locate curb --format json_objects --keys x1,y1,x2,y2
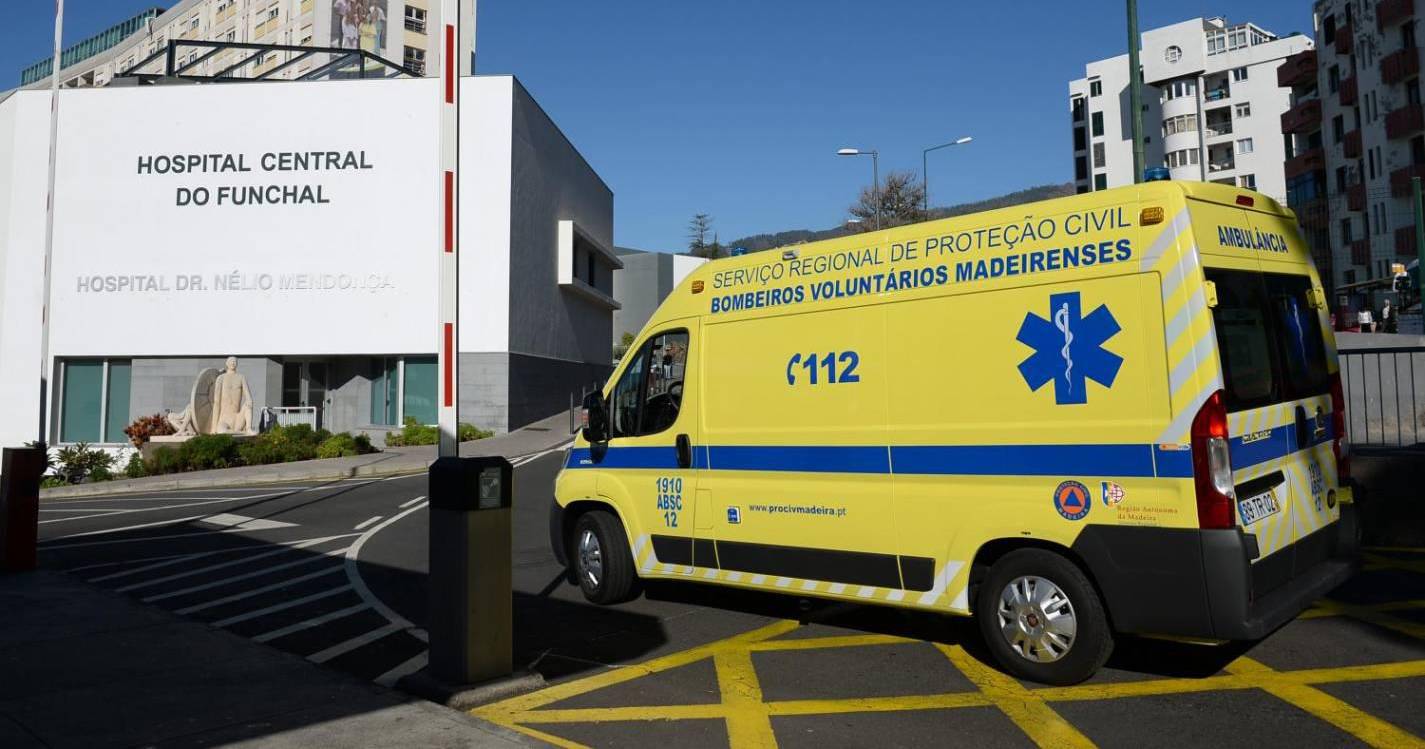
[
  {"x1": 400, "y1": 669, "x2": 547, "y2": 711},
  {"x1": 39, "y1": 456, "x2": 431, "y2": 499}
]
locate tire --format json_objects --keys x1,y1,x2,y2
[
  {"x1": 571, "y1": 510, "x2": 641, "y2": 604},
  {"x1": 974, "y1": 548, "x2": 1112, "y2": 685}
]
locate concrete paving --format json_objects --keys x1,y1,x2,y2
[
  {"x1": 41, "y1": 412, "x2": 575, "y2": 499},
  {"x1": 0, "y1": 570, "x2": 537, "y2": 748}
]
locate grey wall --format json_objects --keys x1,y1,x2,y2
[
  {"x1": 507, "y1": 79, "x2": 615, "y2": 368},
  {"x1": 508, "y1": 352, "x2": 611, "y2": 431},
  {"x1": 612, "y1": 248, "x2": 672, "y2": 347},
  {"x1": 459, "y1": 352, "x2": 510, "y2": 433}
]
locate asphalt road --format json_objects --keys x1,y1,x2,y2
[{"x1": 37, "y1": 456, "x2": 1425, "y2": 748}]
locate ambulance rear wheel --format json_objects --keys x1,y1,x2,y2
[
  {"x1": 975, "y1": 548, "x2": 1112, "y2": 685},
  {"x1": 572, "y1": 510, "x2": 640, "y2": 605}
]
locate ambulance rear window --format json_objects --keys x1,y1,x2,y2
[{"x1": 1206, "y1": 269, "x2": 1330, "y2": 411}]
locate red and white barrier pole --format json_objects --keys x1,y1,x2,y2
[{"x1": 436, "y1": 0, "x2": 461, "y2": 457}]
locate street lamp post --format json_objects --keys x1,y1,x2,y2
[
  {"x1": 837, "y1": 147, "x2": 880, "y2": 230},
  {"x1": 922, "y1": 136, "x2": 973, "y2": 214}
]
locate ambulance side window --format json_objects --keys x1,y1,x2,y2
[
  {"x1": 609, "y1": 346, "x2": 648, "y2": 438},
  {"x1": 608, "y1": 329, "x2": 689, "y2": 438},
  {"x1": 1207, "y1": 270, "x2": 1280, "y2": 409}
]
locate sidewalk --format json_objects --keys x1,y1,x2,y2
[
  {"x1": 0, "y1": 570, "x2": 540, "y2": 748},
  {"x1": 41, "y1": 412, "x2": 574, "y2": 499}
]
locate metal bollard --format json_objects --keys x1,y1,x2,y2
[
  {"x1": 0, "y1": 446, "x2": 46, "y2": 573},
  {"x1": 427, "y1": 455, "x2": 513, "y2": 685}
]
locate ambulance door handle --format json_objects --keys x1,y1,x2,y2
[{"x1": 675, "y1": 434, "x2": 693, "y2": 469}]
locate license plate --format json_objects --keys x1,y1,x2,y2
[{"x1": 1238, "y1": 489, "x2": 1281, "y2": 526}]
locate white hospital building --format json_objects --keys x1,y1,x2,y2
[
  {"x1": 0, "y1": 73, "x2": 620, "y2": 449},
  {"x1": 1069, "y1": 17, "x2": 1314, "y2": 199}
]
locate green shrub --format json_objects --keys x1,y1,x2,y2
[
  {"x1": 316, "y1": 432, "x2": 378, "y2": 459},
  {"x1": 54, "y1": 442, "x2": 116, "y2": 483},
  {"x1": 124, "y1": 452, "x2": 148, "y2": 479},
  {"x1": 149, "y1": 447, "x2": 183, "y2": 475},
  {"x1": 178, "y1": 434, "x2": 239, "y2": 471},
  {"x1": 41, "y1": 476, "x2": 67, "y2": 489},
  {"x1": 385, "y1": 418, "x2": 491, "y2": 446}
]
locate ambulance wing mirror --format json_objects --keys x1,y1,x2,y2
[{"x1": 581, "y1": 391, "x2": 609, "y2": 444}]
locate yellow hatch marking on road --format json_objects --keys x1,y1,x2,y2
[
  {"x1": 715, "y1": 649, "x2": 778, "y2": 748},
  {"x1": 938, "y1": 644, "x2": 1096, "y2": 748},
  {"x1": 475, "y1": 566, "x2": 1425, "y2": 749},
  {"x1": 1225, "y1": 657, "x2": 1425, "y2": 749}
]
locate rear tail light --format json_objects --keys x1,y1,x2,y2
[
  {"x1": 1191, "y1": 390, "x2": 1236, "y2": 529},
  {"x1": 1330, "y1": 372, "x2": 1350, "y2": 480}
]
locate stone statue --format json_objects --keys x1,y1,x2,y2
[
  {"x1": 165, "y1": 367, "x2": 219, "y2": 436},
  {"x1": 210, "y1": 357, "x2": 255, "y2": 435}
]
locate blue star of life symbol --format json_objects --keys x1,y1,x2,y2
[{"x1": 1016, "y1": 291, "x2": 1123, "y2": 405}]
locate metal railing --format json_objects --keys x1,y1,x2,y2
[
  {"x1": 118, "y1": 39, "x2": 421, "y2": 84},
  {"x1": 268, "y1": 406, "x2": 318, "y2": 429},
  {"x1": 1339, "y1": 346, "x2": 1424, "y2": 449}
]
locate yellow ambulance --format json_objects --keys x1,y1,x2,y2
[{"x1": 550, "y1": 180, "x2": 1358, "y2": 684}]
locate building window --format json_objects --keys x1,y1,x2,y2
[
  {"x1": 59, "y1": 359, "x2": 131, "y2": 443},
  {"x1": 1228, "y1": 28, "x2": 1248, "y2": 50},
  {"x1": 1091, "y1": 111, "x2": 1104, "y2": 137},
  {"x1": 1340, "y1": 217, "x2": 1353, "y2": 243},
  {"x1": 1333, "y1": 115, "x2": 1345, "y2": 144},
  {"x1": 1073, "y1": 126, "x2": 1086, "y2": 151},
  {"x1": 403, "y1": 45, "x2": 426, "y2": 74},
  {"x1": 1075, "y1": 156, "x2": 1088, "y2": 181},
  {"x1": 1328, "y1": 65, "x2": 1339, "y2": 93},
  {"x1": 403, "y1": 356, "x2": 437, "y2": 426},
  {"x1": 1164, "y1": 45, "x2": 1182, "y2": 63},
  {"x1": 1207, "y1": 31, "x2": 1225, "y2": 55},
  {"x1": 1406, "y1": 22, "x2": 1418, "y2": 50},
  {"x1": 405, "y1": 5, "x2": 428, "y2": 33},
  {"x1": 1163, "y1": 113, "x2": 1198, "y2": 136},
  {"x1": 1238, "y1": 174, "x2": 1256, "y2": 189},
  {"x1": 267, "y1": 7, "x2": 280, "y2": 21},
  {"x1": 1411, "y1": 135, "x2": 1425, "y2": 164},
  {"x1": 370, "y1": 358, "x2": 399, "y2": 426},
  {"x1": 225, "y1": 30, "x2": 236, "y2": 42},
  {"x1": 1093, "y1": 173, "x2": 1108, "y2": 190},
  {"x1": 1369, "y1": 148, "x2": 1376, "y2": 179},
  {"x1": 1231, "y1": 66, "x2": 1248, "y2": 82},
  {"x1": 1236, "y1": 137, "x2": 1254, "y2": 154},
  {"x1": 1165, "y1": 148, "x2": 1199, "y2": 168},
  {"x1": 1089, "y1": 78, "x2": 1102, "y2": 97},
  {"x1": 1322, "y1": 15, "x2": 1336, "y2": 45},
  {"x1": 1234, "y1": 102, "x2": 1251, "y2": 118},
  {"x1": 1071, "y1": 96, "x2": 1085, "y2": 123},
  {"x1": 1161, "y1": 78, "x2": 1197, "y2": 101},
  {"x1": 1092, "y1": 142, "x2": 1106, "y2": 168}
]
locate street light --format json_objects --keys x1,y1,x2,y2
[
  {"x1": 922, "y1": 136, "x2": 973, "y2": 214},
  {"x1": 837, "y1": 147, "x2": 880, "y2": 230}
]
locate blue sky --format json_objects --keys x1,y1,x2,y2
[{"x1": 3, "y1": 1, "x2": 1311, "y2": 251}]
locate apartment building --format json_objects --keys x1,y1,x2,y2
[
  {"x1": 17, "y1": 0, "x2": 461, "y2": 89},
  {"x1": 1281, "y1": 0, "x2": 1422, "y2": 312},
  {"x1": 1070, "y1": 17, "x2": 1313, "y2": 200}
]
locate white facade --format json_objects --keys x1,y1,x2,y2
[
  {"x1": 0, "y1": 75, "x2": 617, "y2": 449},
  {"x1": 1070, "y1": 17, "x2": 1313, "y2": 200},
  {"x1": 19, "y1": 0, "x2": 475, "y2": 89},
  {"x1": 1290, "y1": 0, "x2": 1424, "y2": 308}
]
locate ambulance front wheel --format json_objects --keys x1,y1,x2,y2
[
  {"x1": 571, "y1": 510, "x2": 641, "y2": 605},
  {"x1": 975, "y1": 548, "x2": 1113, "y2": 685}
]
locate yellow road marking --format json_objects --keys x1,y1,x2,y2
[
  {"x1": 715, "y1": 649, "x2": 777, "y2": 748},
  {"x1": 1225, "y1": 657, "x2": 1425, "y2": 749},
  {"x1": 938, "y1": 644, "x2": 1095, "y2": 748},
  {"x1": 748, "y1": 633, "x2": 914, "y2": 651},
  {"x1": 475, "y1": 580, "x2": 1425, "y2": 749}
]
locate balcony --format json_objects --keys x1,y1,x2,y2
[
  {"x1": 1284, "y1": 147, "x2": 1326, "y2": 179},
  {"x1": 405, "y1": 17, "x2": 427, "y2": 33},
  {"x1": 1204, "y1": 86, "x2": 1231, "y2": 102},
  {"x1": 1379, "y1": 0, "x2": 1414, "y2": 31},
  {"x1": 1350, "y1": 239, "x2": 1370, "y2": 265},
  {"x1": 1391, "y1": 163, "x2": 1425, "y2": 195},
  {"x1": 1348, "y1": 182, "x2": 1366, "y2": 211},
  {"x1": 1278, "y1": 49, "x2": 1317, "y2": 88},
  {"x1": 1344, "y1": 129, "x2": 1363, "y2": 158},
  {"x1": 1281, "y1": 98, "x2": 1322, "y2": 134},
  {"x1": 1339, "y1": 76, "x2": 1358, "y2": 106},
  {"x1": 1335, "y1": 22, "x2": 1353, "y2": 55},
  {"x1": 1381, "y1": 48, "x2": 1421, "y2": 84},
  {"x1": 1397, "y1": 226, "x2": 1420, "y2": 256},
  {"x1": 1386, "y1": 102, "x2": 1425, "y2": 139}
]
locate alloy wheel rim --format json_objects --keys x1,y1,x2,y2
[
  {"x1": 996, "y1": 575, "x2": 1077, "y2": 663},
  {"x1": 578, "y1": 529, "x2": 603, "y2": 589}
]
